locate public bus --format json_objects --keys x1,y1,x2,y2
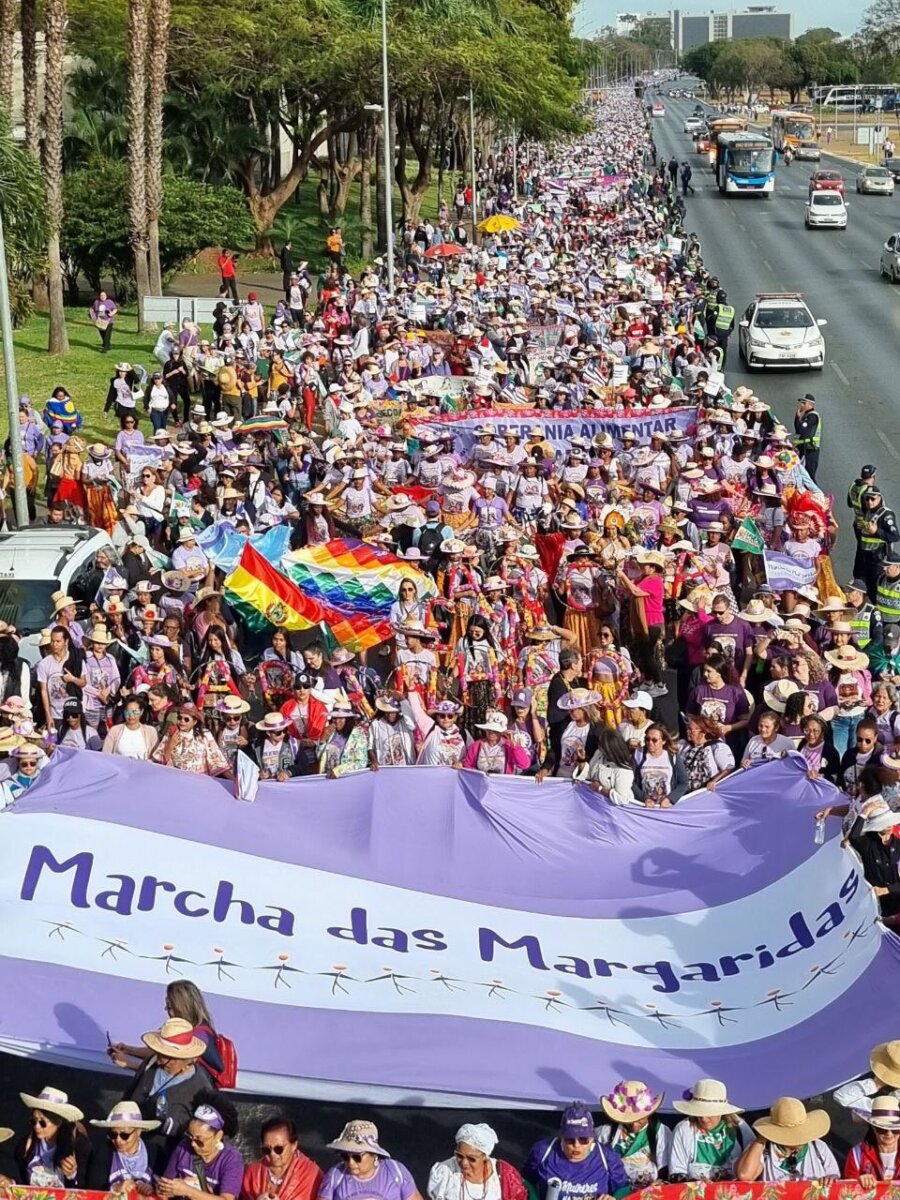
[
  {"x1": 714, "y1": 132, "x2": 775, "y2": 195},
  {"x1": 705, "y1": 116, "x2": 748, "y2": 166},
  {"x1": 770, "y1": 109, "x2": 816, "y2": 152}
]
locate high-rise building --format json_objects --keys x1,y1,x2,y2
[{"x1": 672, "y1": 7, "x2": 793, "y2": 53}]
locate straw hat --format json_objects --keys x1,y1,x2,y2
[
  {"x1": 753, "y1": 1097, "x2": 829, "y2": 1147},
  {"x1": 873, "y1": 1042, "x2": 900, "y2": 1089},
  {"x1": 673, "y1": 1078, "x2": 743, "y2": 1117},
  {"x1": 141, "y1": 1017, "x2": 205, "y2": 1060},
  {"x1": 0, "y1": 1127, "x2": 11, "y2": 1143},
  {"x1": 0, "y1": 728, "x2": 24, "y2": 754},
  {"x1": 90, "y1": 1101, "x2": 160, "y2": 1132},
  {"x1": 87, "y1": 625, "x2": 113, "y2": 646},
  {"x1": 601, "y1": 1081, "x2": 664, "y2": 1125},
  {"x1": 217, "y1": 695, "x2": 250, "y2": 716},
  {"x1": 762, "y1": 679, "x2": 799, "y2": 713},
  {"x1": 20, "y1": 1086, "x2": 84, "y2": 1123},
  {"x1": 557, "y1": 687, "x2": 602, "y2": 711},
  {"x1": 327, "y1": 1120, "x2": 389, "y2": 1158},
  {"x1": 51, "y1": 593, "x2": 76, "y2": 614},
  {"x1": 738, "y1": 598, "x2": 775, "y2": 624},
  {"x1": 861, "y1": 1095, "x2": 900, "y2": 1130},
  {"x1": 825, "y1": 644, "x2": 869, "y2": 671},
  {"x1": 256, "y1": 711, "x2": 290, "y2": 732}
]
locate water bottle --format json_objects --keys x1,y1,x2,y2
[
  {"x1": 546, "y1": 1180, "x2": 562, "y2": 1200},
  {"x1": 814, "y1": 818, "x2": 826, "y2": 846}
]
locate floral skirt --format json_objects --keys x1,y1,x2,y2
[{"x1": 460, "y1": 678, "x2": 496, "y2": 736}]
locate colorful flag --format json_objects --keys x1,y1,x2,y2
[
  {"x1": 283, "y1": 537, "x2": 437, "y2": 619},
  {"x1": 225, "y1": 542, "x2": 391, "y2": 652},
  {"x1": 732, "y1": 516, "x2": 765, "y2": 555},
  {"x1": 764, "y1": 550, "x2": 817, "y2": 591}
]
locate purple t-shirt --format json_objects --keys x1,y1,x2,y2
[
  {"x1": 688, "y1": 682, "x2": 750, "y2": 728},
  {"x1": 163, "y1": 1141, "x2": 244, "y2": 1197},
  {"x1": 319, "y1": 1160, "x2": 417, "y2": 1200},
  {"x1": 703, "y1": 617, "x2": 754, "y2": 672}
]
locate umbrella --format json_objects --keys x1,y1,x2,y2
[
  {"x1": 424, "y1": 242, "x2": 465, "y2": 259},
  {"x1": 478, "y1": 214, "x2": 521, "y2": 234}
]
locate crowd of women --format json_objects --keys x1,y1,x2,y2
[
  {"x1": 3, "y1": 980, "x2": 900, "y2": 1196},
  {"x1": 4, "y1": 91, "x2": 900, "y2": 888}
]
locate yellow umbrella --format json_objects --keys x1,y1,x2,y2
[{"x1": 477, "y1": 214, "x2": 521, "y2": 234}]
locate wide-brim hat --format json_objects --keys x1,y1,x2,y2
[
  {"x1": 327, "y1": 1120, "x2": 389, "y2": 1157},
  {"x1": 738, "y1": 600, "x2": 775, "y2": 624},
  {"x1": 178, "y1": 527, "x2": 198, "y2": 543},
  {"x1": 526, "y1": 625, "x2": 558, "y2": 641},
  {"x1": 217, "y1": 695, "x2": 250, "y2": 716},
  {"x1": 375, "y1": 695, "x2": 401, "y2": 714},
  {"x1": 673, "y1": 1078, "x2": 743, "y2": 1117},
  {"x1": 557, "y1": 687, "x2": 602, "y2": 711},
  {"x1": 0, "y1": 1127, "x2": 11, "y2": 1143},
  {"x1": 762, "y1": 679, "x2": 799, "y2": 713},
  {"x1": 753, "y1": 1097, "x2": 830, "y2": 1147},
  {"x1": 90, "y1": 1101, "x2": 161, "y2": 1132},
  {"x1": 392, "y1": 619, "x2": 438, "y2": 640},
  {"x1": 601, "y1": 1080, "x2": 664, "y2": 1125},
  {"x1": 825, "y1": 645, "x2": 869, "y2": 670},
  {"x1": 87, "y1": 625, "x2": 113, "y2": 646},
  {"x1": 20, "y1": 1086, "x2": 84, "y2": 1123},
  {"x1": 142, "y1": 1018, "x2": 205, "y2": 1060},
  {"x1": 428, "y1": 699, "x2": 461, "y2": 716},
  {"x1": 51, "y1": 593, "x2": 76, "y2": 614},
  {"x1": 475, "y1": 710, "x2": 508, "y2": 734}
]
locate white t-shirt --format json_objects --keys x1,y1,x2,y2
[{"x1": 114, "y1": 725, "x2": 151, "y2": 760}]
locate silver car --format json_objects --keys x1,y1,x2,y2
[
  {"x1": 793, "y1": 141, "x2": 820, "y2": 162},
  {"x1": 857, "y1": 165, "x2": 896, "y2": 195}
]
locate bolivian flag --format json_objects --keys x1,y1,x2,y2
[{"x1": 225, "y1": 542, "x2": 391, "y2": 652}]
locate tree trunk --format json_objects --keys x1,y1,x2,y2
[
  {"x1": 374, "y1": 128, "x2": 385, "y2": 250},
  {"x1": 395, "y1": 101, "x2": 432, "y2": 227},
  {"x1": 44, "y1": 0, "x2": 69, "y2": 354},
  {"x1": 128, "y1": 0, "x2": 151, "y2": 331},
  {"x1": 146, "y1": 0, "x2": 169, "y2": 296},
  {"x1": 0, "y1": 0, "x2": 14, "y2": 116},
  {"x1": 359, "y1": 147, "x2": 373, "y2": 261},
  {"x1": 20, "y1": 0, "x2": 38, "y2": 158}
]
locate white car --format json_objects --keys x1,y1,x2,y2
[
  {"x1": 0, "y1": 524, "x2": 118, "y2": 663},
  {"x1": 805, "y1": 190, "x2": 848, "y2": 229},
  {"x1": 857, "y1": 165, "x2": 896, "y2": 195},
  {"x1": 683, "y1": 116, "x2": 703, "y2": 133},
  {"x1": 880, "y1": 233, "x2": 900, "y2": 281},
  {"x1": 794, "y1": 141, "x2": 821, "y2": 162},
  {"x1": 651, "y1": 103, "x2": 665, "y2": 118},
  {"x1": 738, "y1": 293, "x2": 827, "y2": 370}
]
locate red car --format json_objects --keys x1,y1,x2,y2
[{"x1": 808, "y1": 169, "x2": 846, "y2": 196}]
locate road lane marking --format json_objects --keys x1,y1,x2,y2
[
  {"x1": 831, "y1": 362, "x2": 850, "y2": 387},
  {"x1": 737, "y1": 222, "x2": 746, "y2": 231},
  {"x1": 762, "y1": 260, "x2": 774, "y2": 271},
  {"x1": 750, "y1": 239, "x2": 758, "y2": 248},
  {"x1": 877, "y1": 430, "x2": 900, "y2": 462}
]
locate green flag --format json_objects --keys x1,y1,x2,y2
[{"x1": 732, "y1": 516, "x2": 765, "y2": 555}]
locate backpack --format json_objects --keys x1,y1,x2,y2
[{"x1": 196, "y1": 1024, "x2": 238, "y2": 1089}]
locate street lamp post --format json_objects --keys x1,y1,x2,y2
[
  {"x1": 0, "y1": 208, "x2": 27, "y2": 528},
  {"x1": 364, "y1": 0, "x2": 395, "y2": 291},
  {"x1": 469, "y1": 89, "x2": 478, "y2": 243},
  {"x1": 511, "y1": 120, "x2": 518, "y2": 201}
]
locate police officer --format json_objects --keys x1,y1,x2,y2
[
  {"x1": 848, "y1": 464, "x2": 878, "y2": 520},
  {"x1": 793, "y1": 394, "x2": 822, "y2": 481},
  {"x1": 877, "y1": 552, "x2": 900, "y2": 627},
  {"x1": 710, "y1": 288, "x2": 735, "y2": 356},
  {"x1": 844, "y1": 578, "x2": 882, "y2": 649},
  {"x1": 856, "y1": 486, "x2": 900, "y2": 600}
]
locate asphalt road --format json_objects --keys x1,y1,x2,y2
[{"x1": 652, "y1": 88, "x2": 900, "y2": 579}]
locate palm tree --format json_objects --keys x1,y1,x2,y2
[
  {"x1": 146, "y1": 0, "x2": 169, "y2": 295},
  {"x1": 0, "y1": 0, "x2": 14, "y2": 116},
  {"x1": 44, "y1": 0, "x2": 69, "y2": 354},
  {"x1": 127, "y1": 0, "x2": 151, "y2": 330},
  {"x1": 20, "y1": 0, "x2": 39, "y2": 158}
]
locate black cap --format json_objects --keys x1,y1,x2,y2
[
  {"x1": 862, "y1": 464, "x2": 877, "y2": 478},
  {"x1": 800, "y1": 393, "x2": 816, "y2": 404},
  {"x1": 293, "y1": 672, "x2": 313, "y2": 689},
  {"x1": 845, "y1": 578, "x2": 868, "y2": 594},
  {"x1": 885, "y1": 552, "x2": 900, "y2": 566}
]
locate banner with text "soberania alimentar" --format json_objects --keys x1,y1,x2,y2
[
  {"x1": 417, "y1": 405, "x2": 699, "y2": 456},
  {"x1": 0, "y1": 750, "x2": 898, "y2": 1108}
]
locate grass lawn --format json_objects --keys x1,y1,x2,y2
[
  {"x1": 11, "y1": 306, "x2": 152, "y2": 443},
  {"x1": 2, "y1": 169, "x2": 454, "y2": 443}
]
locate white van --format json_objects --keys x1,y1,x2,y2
[{"x1": 0, "y1": 525, "x2": 119, "y2": 662}]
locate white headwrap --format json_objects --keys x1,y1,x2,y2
[{"x1": 455, "y1": 1123, "x2": 498, "y2": 1156}]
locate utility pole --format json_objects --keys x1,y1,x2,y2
[{"x1": 0, "y1": 208, "x2": 28, "y2": 528}]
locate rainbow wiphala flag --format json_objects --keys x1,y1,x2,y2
[{"x1": 282, "y1": 537, "x2": 437, "y2": 619}]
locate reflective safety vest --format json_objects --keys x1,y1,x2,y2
[
  {"x1": 876, "y1": 576, "x2": 900, "y2": 622},
  {"x1": 859, "y1": 517, "x2": 887, "y2": 553},
  {"x1": 808, "y1": 413, "x2": 822, "y2": 447},
  {"x1": 849, "y1": 604, "x2": 875, "y2": 649},
  {"x1": 715, "y1": 304, "x2": 735, "y2": 331},
  {"x1": 848, "y1": 479, "x2": 868, "y2": 516}
]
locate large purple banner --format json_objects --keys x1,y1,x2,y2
[{"x1": 0, "y1": 751, "x2": 897, "y2": 1107}]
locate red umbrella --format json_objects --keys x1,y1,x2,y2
[{"x1": 424, "y1": 242, "x2": 465, "y2": 259}]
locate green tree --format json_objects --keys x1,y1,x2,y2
[{"x1": 0, "y1": 114, "x2": 48, "y2": 323}]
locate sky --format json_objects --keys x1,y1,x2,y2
[{"x1": 572, "y1": 0, "x2": 859, "y2": 39}]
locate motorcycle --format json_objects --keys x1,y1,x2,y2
[{"x1": 783, "y1": 147, "x2": 793, "y2": 166}]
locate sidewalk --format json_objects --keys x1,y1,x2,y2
[{"x1": 165, "y1": 266, "x2": 285, "y2": 302}]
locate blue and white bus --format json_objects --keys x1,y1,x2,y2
[{"x1": 715, "y1": 131, "x2": 775, "y2": 195}]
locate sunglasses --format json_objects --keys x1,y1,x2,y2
[
  {"x1": 262, "y1": 1145, "x2": 286, "y2": 1156},
  {"x1": 31, "y1": 1117, "x2": 51, "y2": 1128},
  {"x1": 455, "y1": 1154, "x2": 483, "y2": 1165},
  {"x1": 109, "y1": 1130, "x2": 135, "y2": 1142},
  {"x1": 341, "y1": 1153, "x2": 368, "y2": 1163},
  {"x1": 187, "y1": 1135, "x2": 213, "y2": 1148},
  {"x1": 857, "y1": 736, "x2": 875, "y2": 745},
  {"x1": 563, "y1": 1137, "x2": 592, "y2": 1146}
]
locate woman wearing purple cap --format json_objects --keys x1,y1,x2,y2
[{"x1": 523, "y1": 1102, "x2": 629, "y2": 1200}]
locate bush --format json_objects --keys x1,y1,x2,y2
[{"x1": 62, "y1": 163, "x2": 256, "y2": 293}]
